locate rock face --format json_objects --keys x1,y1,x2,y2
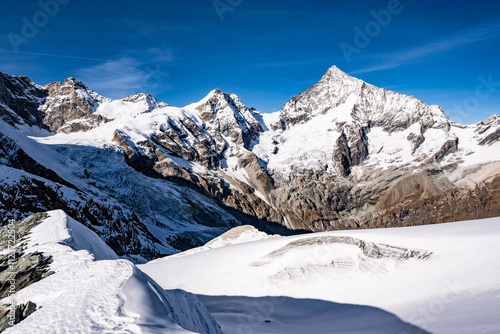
[
  {"x1": 0, "y1": 72, "x2": 109, "y2": 133},
  {"x1": 0, "y1": 72, "x2": 47, "y2": 128},
  {"x1": 334, "y1": 124, "x2": 369, "y2": 177},
  {"x1": 0, "y1": 301, "x2": 38, "y2": 332},
  {"x1": 477, "y1": 115, "x2": 500, "y2": 146},
  {"x1": 0, "y1": 66, "x2": 499, "y2": 261},
  {"x1": 40, "y1": 78, "x2": 110, "y2": 133}
]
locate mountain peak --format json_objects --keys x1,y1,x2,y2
[
  {"x1": 326, "y1": 65, "x2": 344, "y2": 75},
  {"x1": 190, "y1": 88, "x2": 263, "y2": 149},
  {"x1": 321, "y1": 65, "x2": 359, "y2": 85},
  {"x1": 122, "y1": 92, "x2": 169, "y2": 108},
  {"x1": 275, "y1": 64, "x2": 452, "y2": 134},
  {"x1": 193, "y1": 88, "x2": 239, "y2": 110},
  {"x1": 62, "y1": 77, "x2": 88, "y2": 89}
]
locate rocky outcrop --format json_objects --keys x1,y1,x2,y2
[
  {"x1": 334, "y1": 123, "x2": 369, "y2": 176},
  {"x1": 237, "y1": 151, "x2": 274, "y2": 195},
  {"x1": 407, "y1": 131, "x2": 425, "y2": 153},
  {"x1": 475, "y1": 115, "x2": 500, "y2": 144},
  {"x1": 0, "y1": 301, "x2": 37, "y2": 332},
  {"x1": 479, "y1": 128, "x2": 500, "y2": 146},
  {"x1": 429, "y1": 137, "x2": 459, "y2": 163},
  {"x1": 40, "y1": 78, "x2": 110, "y2": 133},
  {"x1": 334, "y1": 131, "x2": 353, "y2": 177},
  {"x1": 0, "y1": 251, "x2": 53, "y2": 299}
]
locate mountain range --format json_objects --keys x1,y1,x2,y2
[{"x1": 0, "y1": 66, "x2": 499, "y2": 262}]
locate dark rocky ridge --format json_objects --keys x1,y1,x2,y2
[
  {"x1": 0, "y1": 72, "x2": 47, "y2": 129},
  {"x1": 0, "y1": 73, "x2": 111, "y2": 133}
]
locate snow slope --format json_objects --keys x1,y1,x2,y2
[
  {"x1": 154, "y1": 225, "x2": 280, "y2": 260},
  {"x1": 140, "y1": 218, "x2": 500, "y2": 334},
  {"x1": 3, "y1": 210, "x2": 222, "y2": 334}
]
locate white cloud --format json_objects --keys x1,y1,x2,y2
[{"x1": 74, "y1": 49, "x2": 173, "y2": 99}]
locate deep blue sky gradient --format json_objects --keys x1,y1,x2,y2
[{"x1": 0, "y1": 0, "x2": 499, "y2": 123}]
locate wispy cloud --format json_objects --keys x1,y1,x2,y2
[
  {"x1": 351, "y1": 19, "x2": 500, "y2": 74},
  {"x1": 76, "y1": 58, "x2": 146, "y2": 98},
  {"x1": 74, "y1": 49, "x2": 173, "y2": 98}
]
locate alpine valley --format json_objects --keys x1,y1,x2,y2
[{"x1": 0, "y1": 66, "x2": 499, "y2": 333}]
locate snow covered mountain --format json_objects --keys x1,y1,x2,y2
[
  {"x1": 251, "y1": 66, "x2": 500, "y2": 230},
  {"x1": 0, "y1": 66, "x2": 499, "y2": 262}
]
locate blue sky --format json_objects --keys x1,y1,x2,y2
[{"x1": 0, "y1": 0, "x2": 499, "y2": 124}]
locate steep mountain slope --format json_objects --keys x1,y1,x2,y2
[
  {"x1": 0, "y1": 66, "x2": 499, "y2": 261},
  {"x1": 141, "y1": 217, "x2": 500, "y2": 334},
  {"x1": 0, "y1": 210, "x2": 222, "y2": 333}
]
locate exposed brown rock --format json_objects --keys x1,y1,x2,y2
[{"x1": 40, "y1": 78, "x2": 109, "y2": 133}]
